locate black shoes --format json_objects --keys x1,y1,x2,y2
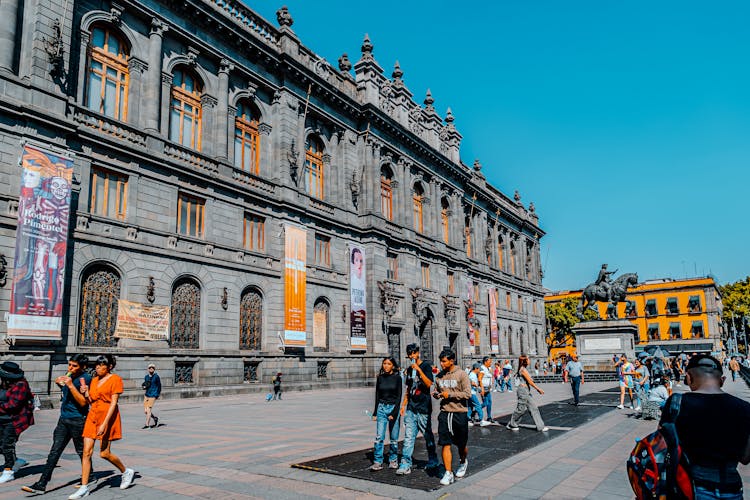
[
  {"x1": 152, "y1": 416, "x2": 159, "y2": 428},
  {"x1": 21, "y1": 482, "x2": 46, "y2": 494}
]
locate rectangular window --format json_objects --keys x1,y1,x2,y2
[
  {"x1": 473, "y1": 282, "x2": 480, "y2": 303},
  {"x1": 314, "y1": 234, "x2": 330, "y2": 266},
  {"x1": 688, "y1": 295, "x2": 702, "y2": 313},
  {"x1": 506, "y1": 291, "x2": 512, "y2": 309},
  {"x1": 381, "y1": 177, "x2": 393, "y2": 221},
  {"x1": 177, "y1": 193, "x2": 205, "y2": 238},
  {"x1": 625, "y1": 300, "x2": 637, "y2": 318},
  {"x1": 387, "y1": 253, "x2": 398, "y2": 280},
  {"x1": 441, "y1": 208, "x2": 450, "y2": 244},
  {"x1": 645, "y1": 299, "x2": 657, "y2": 317},
  {"x1": 234, "y1": 118, "x2": 260, "y2": 174},
  {"x1": 465, "y1": 223, "x2": 472, "y2": 257},
  {"x1": 90, "y1": 168, "x2": 127, "y2": 220},
  {"x1": 532, "y1": 300, "x2": 537, "y2": 315},
  {"x1": 518, "y1": 295, "x2": 524, "y2": 313},
  {"x1": 421, "y1": 263, "x2": 430, "y2": 288},
  {"x1": 691, "y1": 320, "x2": 704, "y2": 338},
  {"x1": 242, "y1": 213, "x2": 265, "y2": 251},
  {"x1": 447, "y1": 272, "x2": 455, "y2": 295},
  {"x1": 669, "y1": 322, "x2": 681, "y2": 340},
  {"x1": 647, "y1": 324, "x2": 659, "y2": 340},
  {"x1": 666, "y1": 297, "x2": 679, "y2": 316}
]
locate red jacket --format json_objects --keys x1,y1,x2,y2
[{"x1": 0, "y1": 380, "x2": 35, "y2": 435}]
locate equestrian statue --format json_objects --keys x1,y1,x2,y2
[{"x1": 576, "y1": 264, "x2": 639, "y2": 320}]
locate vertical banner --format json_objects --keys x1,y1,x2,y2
[
  {"x1": 466, "y1": 279, "x2": 475, "y2": 346},
  {"x1": 349, "y1": 245, "x2": 367, "y2": 351},
  {"x1": 8, "y1": 144, "x2": 74, "y2": 340},
  {"x1": 283, "y1": 224, "x2": 306, "y2": 348},
  {"x1": 488, "y1": 287, "x2": 499, "y2": 353}
]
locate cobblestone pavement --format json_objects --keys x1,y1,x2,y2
[{"x1": 2, "y1": 373, "x2": 748, "y2": 499}]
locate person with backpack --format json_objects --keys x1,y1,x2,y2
[
  {"x1": 142, "y1": 363, "x2": 161, "y2": 429},
  {"x1": 655, "y1": 354, "x2": 750, "y2": 499},
  {"x1": 272, "y1": 372, "x2": 282, "y2": 400},
  {"x1": 0, "y1": 361, "x2": 34, "y2": 484}
]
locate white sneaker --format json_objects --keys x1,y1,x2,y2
[
  {"x1": 120, "y1": 468, "x2": 135, "y2": 489},
  {"x1": 540, "y1": 427, "x2": 549, "y2": 432},
  {"x1": 0, "y1": 469, "x2": 13, "y2": 483},
  {"x1": 440, "y1": 470, "x2": 455, "y2": 485},
  {"x1": 455, "y1": 459, "x2": 469, "y2": 478},
  {"x1": 506, "y1": 423, "x2": 520, "y2": 431},
  {"x1": 68, "y1": 484, "x2": 90, "y2": 499},
  {"x1": 479, "y1": 420, "x2": 491, "y2": 427},
  {"x1": 635, "y1": 406, "x2": 642, "y2": 411},
  {"x1": 468, "y1": 421, "x2": 474, "y2": 427},
  {"x1": 617, "y1": 404, "x2": 624, "y2": 409}
]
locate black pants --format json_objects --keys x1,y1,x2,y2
[
  {"x1": 0, "y1": 422, "x2": 17, "y2": 470},
  {"x1": 38, "y1": 417, "x2": 86, "y2": 486},
  {"x1": 273, "y1": 386, "x2": 282, "y2": 399}
]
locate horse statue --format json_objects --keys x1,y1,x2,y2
[{"x1": 576, "y1": 272, "x2": 639, "y2": 320}]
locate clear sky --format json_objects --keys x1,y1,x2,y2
[{"x1": 252, "y1": 1, "x2": 750, "y2": 291}]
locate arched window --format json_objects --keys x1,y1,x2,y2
[
  {"x1": 441, "y1": 197, "x2": 450, "y2": 244},
  {"x1": 380, "y1": 165, "x2": 393, "y2": 221},
  {"x1": 304, "y1": 136, "x2": 324, "y2": 199},
  {"x1": 464, "y1": 215, "x2": 472, "y2": 257},
  {"x1": 170, "y1": 278, "x2": 200, "y2": 348},
  {"x1": 234, "y1": 101, "x2": 260, "y2": 174},
  {"x1": 313, "y1": 299, "x2": 329, "y2": 351},
  {"x1": 507, "y1": 326, "x2": 514, "y2": 355},
  {"x1": 510, "y1": 241, "x2": 517, "y2": 275},
  {"x1": 497, "y1": 235, "x2": 505, "y2": 270},
  {"x1": 86, "y1": 26, "x2": 129, "y2": 120},
  {"x1": 79, "y1": 265, "x2": 121, "y2": 347},
  {"x1": 239, "y1": 288, "x2": 262, "y2": 350},
  {"x1": 169, "y1": 69, "x2": 203, "y2": 150},
  {"x1": 412, "y1": 183, "x2": 424, "y2": 233}
]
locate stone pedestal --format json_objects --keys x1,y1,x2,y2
[{"x1": 573, "y1": 320, "x2": 637, "y2": 371}]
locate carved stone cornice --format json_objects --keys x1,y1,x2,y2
[
  {"x1": 128, "y1": 57, "x2": 147, "y2": 74},
  {"x1": 219, "y1": 58, "x2": 235, "y2": 75},
  {"x1": 378, "y1": 281, "x2": 400, "y2": 319},
  {"x1": 150, "y1": 18, "x2": 168, "y2": 37},
  {"x1": 443, "y1": 295, "x2": 461, "y2": 330}
]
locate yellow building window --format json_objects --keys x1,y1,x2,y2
[
  {"x1": 688, "y1": 295, "x2": 702, "y2": 313},
  {"x1": 170, "y1": 69, "x2": 202, "y2": 150},
  {"x1": 669, "y1": 322, "x2": 681, "y2": 340},
  {"x1": 666, "y1": 297, "x2": 679, "y2": 316},
  {"x1": 645, "y1": 299, "x2": 657, "y2": 317},
  {"x1": 86, "y1": 26, "x2": 129, "y2": 120},
  {"x1": 647, "y1": 324, "x2": 659, "y2": 341},
  {"x1": 234, "y1": 101, "x2": 260, "y2": 174},
  {"x1": 90, "y1": 168, "x2": 127, "y2": 220},
  {"x1": 691, "y1": 321, "x2": 704, "y2": 338}
]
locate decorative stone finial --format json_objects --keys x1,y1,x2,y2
[
  {"x1": 392, "y1": 61, "x2": 403, "y2": 80},
  {"x1": 529, "y1": 201, "x2": 536, "y2": 214},
  {"x1": 473, "y1": 159, "x2": 482, "y2": 171},
  {"x1": 445, "y1": 107, "x2": 454, "y2": 124},
  {"x1": 276, "y1": 6, "x2": 293, "y2": 27},
  {"x1": 424, "y1": 89, "x2": 434, "y2": 108},
  {"x1": 514, "y1": 190, "x2": 522, "y2": 204},
  {"x1": 361, "y1": 34, "x2": 373, "y2": 57},
  {"x1": 338, "y1": 53, "x2": 352, "y2": 72}
]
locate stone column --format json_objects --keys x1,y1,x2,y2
[
  {"x1": 0, "y1": 0, "x2": 19, "y2": 72},
  {"x1": 144, "y1": 19, "x2": 168, "y2": 133},
  {"x1": 215, "y1": 59, "x2": 233, "y2": 160}
]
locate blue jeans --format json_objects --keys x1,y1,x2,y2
[
  {"x1": 481, "y1": 389, "x2": 492, "y2": 420},
  {"x1": 373, "y1": 403, "x2": 399, "y2": 464},
  {"x1": 634, "y1": 383, "x2": 650, "y2": 408},
  {"x1": 500, "y1": 377, "x2": 513, "y2": 392},
  {"x1": 695, "y1": 485, "x2": 743, "y2": 500},
  {"x1": 469, "y1": 393, "x2": 482, "y2": 421},
  {"x1": 570, "y1": 376, "x2": 581, "y2": 404},
  {"x1": 400, "y1": 410, "x2": 437, "y2": 467}
]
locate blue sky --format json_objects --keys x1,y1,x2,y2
[{"x1": 252, "y1": 1, "x2": 750, "y2": 290}]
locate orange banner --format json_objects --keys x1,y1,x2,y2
[{"x1": 283, "y1": 224, "x2": 306, "y2": 346}]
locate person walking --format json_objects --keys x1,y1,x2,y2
[
  {"x1": 660, "y1": 354, "x2": 750, "y2": 499},
  {"x1": 272, "y1": 372, "x2": 283, "y2": 400},
  {"x1": 142, "y1": 363, "x2": 161, "y2": 429},
  {"x1": 434, "y1": 349, "x2": 471, "y2": 486},
  {"x1": 563, "y1": 353, "x2": 584, "y2": 405},
  {"x1": 69, "y1": 354, "x2": 134, "y2": 499},
  {"x1": 478, "y1": 357, "x2": 493, "y2": 425},
  {"x1": 493, "y1": 361, "x2": 502, "y2": 392},
  {"x1": 632, "y1": 357, "x2": 650, "y2": 411},
  {"x1": 0, "y1": 361, "x2": 34, "y2": 484},
  {"x1": 507, "y1": 355, "x2": 548, "y2": 432},
  {"x1": 729, "y1": 357, "x2": 740, "y2": 382},
  {"x1": 534, "y1": 360, "x2": 540, "y2": 377},
  {"x1": 21, "y1": 354, "x2": 91, "y2": 494},
  {"x1": 467, "y1": 364, "x2": 483, "y2": 425},
  {"x1": 615, "y1": 354, "x2": 635, "y2": 409},
  {"x1": 501, "y1": 359, "x2": 513, "y2": 392},
  {"x1": 370, "y1": 357, "x2": 402, "y2": 471},
  {"x1": 397, "y1": 343, "x2": 438, "y2": 475}
]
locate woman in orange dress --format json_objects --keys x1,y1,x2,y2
[{"x1": 69, "y1": 354, "x2": 134, "y2": 499}]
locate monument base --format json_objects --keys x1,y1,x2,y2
[{"x1": 573, "y1": 319, "x2": 637, "y2": 371}]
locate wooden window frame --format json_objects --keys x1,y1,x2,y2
[
  {"x1": 441, "y1": 207, "x2": 450, "y2": 244},
  {"x1": 506, "y1": 291, "x2": 512, "y2": 309},
  {"x1": 234, "y1": 112, "x2": 260, "y2": 174},
  {"x1": 242, "y1": 213, "x2": 265, "y2": 251},
  {"x1": 90, "y1": 168, "x2": 127, "y2": 220},
  {"x1": 381, "y1": 176, "x2": 393, "y2": 221},
  {"x1": 447, "y1": 272, "x2": 455, "y2": 295},
  {"x1": 421, "y1": 263, "x2": 430, "y2": 289},
  {"x1": 305, "y1": 142, "x2": 324, "y2": 199},
  {"x1": 86, "y1": 27, "x2": 129, "y2": 121},
  {"x1": 314, "y1": 234, "x2": 331, "y2": 267},
  {"x1": 387, "y1": 253, "x2": 399, "y2": 280},
  {"x1": 170, "y1": 72, "x2": 203, "y2": 150},
  {"x1": 412, "y1": 192, "x2": 424, "y2": 233},
  {"x1": 497, "y1": 238, "x2": 504, "y2": 270},
  {"x1": 177, "y1": 193, "x2": 205, "y2": 239}
]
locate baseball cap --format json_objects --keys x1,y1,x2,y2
[
  {"x1": 472, "y1": 363, "x2": 481, "y2": 370},
  {"x1": 406, "y1": 343, "x2": 420, "y2": 354},
  {"x1": 147, "y1": 363, "x2": 156, "y2": 369}
]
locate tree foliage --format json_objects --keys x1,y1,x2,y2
[
  {"x1": 720, "y1": 276, "x2": 750, "y2": 322},
  {"x1": 545, "y1": 296, "x2": 598, "y2": 347}
]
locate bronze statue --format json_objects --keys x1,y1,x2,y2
[{"x1": 577, "y1": 265, "x2": 638, "y2": 320}]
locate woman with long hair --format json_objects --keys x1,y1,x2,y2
[
  {"x1": 369, "y1": 356, "x2": 402, "y2": 471},
  {"x1": 506, "y1": 355, "x2": 548, "y2": 432},
  {"x1": 69, "y1": 354, "x2": 134, "y2": 499}
]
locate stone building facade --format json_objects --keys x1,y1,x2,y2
[{"x1": 0, "y1": 1, "x2": 546, "y2": 401}]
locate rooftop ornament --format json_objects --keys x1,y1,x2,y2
[
  {"x1": 276, "y1": 5, "x2": 293, "y2": 27},
  {"x1": 338, "y1": 53, "x2": 351, "y2": 72},
  {"x1": 361, "y1": 33, "x2": 374, "y2": 60}
]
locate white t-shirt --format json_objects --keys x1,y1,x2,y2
[
  {"x1": 648, "y1": 385, "x2": 669, "y2": 403},
  {"x1": 480, "y1": 365, "x2": 493, "y2": 388},
  {"x1": 469, "y1": 371, "x2": 479, "y2": 395}
]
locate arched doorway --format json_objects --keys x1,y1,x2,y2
[
  {"x1": 313, "y1": 298, "x2": 329, "y2": 351},
  {"x1": 79, "y1": 265, "x2": 121, "y2": 347},
  {"x1": 171, "y1": 278, "x2": 200, "y2": 348},
  {"x1": 239, "y1": 288, "x2": 262, "y2": 350}
]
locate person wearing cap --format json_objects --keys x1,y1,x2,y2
[
  {"x1": 21, "y1": 354, "x2": 92, "y2": 494},
  {"x1": 396, "y1": 343, "x2": 438, "y2": 475},
  {"x1": 660, "y1": 354, "x2": 750, "y2": 499},
  {"x1": 0, "y1": 361, "x2": 34, "y2": 484},
  {"x1": 142, "y1": 363, "x2": 161, "y2": 429},
  {"x1": 272, "y1": 372, "x2": 283, "y2": 400},
  {"x1": 467, "y1": 363, "x2": 483, "y2": 425}
]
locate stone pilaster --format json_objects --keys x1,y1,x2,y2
[
  {"x1": 144, "y1": 18, "x2": 168, "y2": 132},
  {"x1": 215, "y1": 59, "x2": 233, "y2": 160},
  {"x1": 0, "y1": 0, "x2": 19, "y2": 72}
]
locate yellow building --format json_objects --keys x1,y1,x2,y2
[{"x1": 546, "y1": 277, "x2": 723, "y2": 355}]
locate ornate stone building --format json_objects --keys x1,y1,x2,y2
[{"x1": 0, "y1": 2, "x2": 545, "y2": 400}]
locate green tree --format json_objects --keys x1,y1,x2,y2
[
  {"x1": 545, "y1": 296, "x2": 598, "y2": 348},
  {"x1": 720, "y1": 276, "x2": 750, "y2": 354}
]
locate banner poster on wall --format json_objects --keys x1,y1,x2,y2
[
  {"x1": 349, "y1": 245, "x2": 367, "y2": 351},
  {"x1": 466, "y1": 279, "x2": 475, "y2": 346},
  {"x1": 283, "y1": 224, "x2": 307, "y2": 349},
  {"x1": 114, "y1": 300, "x2": 170, "y2": 341},
  {"x1": 488, "y1": 287, "x2": 499, "y2": 353},
  {"x1": 8, "y1": 144, "x2": 74, "y2": 340}
]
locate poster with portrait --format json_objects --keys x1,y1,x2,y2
[
  {"x1": 488, "y1": 287, "x2": 499, "y2": 353},
  {"x1": 283, "y1": 224, "x2": 306, "y2": 348},
  {"x1": 349, "y1": 245, "x2": 367, "y2": 351},
  {"x1": 8, "y1": 144, "x2": 74, "y2": 340}
]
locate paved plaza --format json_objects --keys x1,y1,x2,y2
[{"x1": 1, "y1": 374, "x2": 748, "y2": 499}]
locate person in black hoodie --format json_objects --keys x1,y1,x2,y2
[{"x1": 370, "y1": 357, "x2": 402, "y2": 471}]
